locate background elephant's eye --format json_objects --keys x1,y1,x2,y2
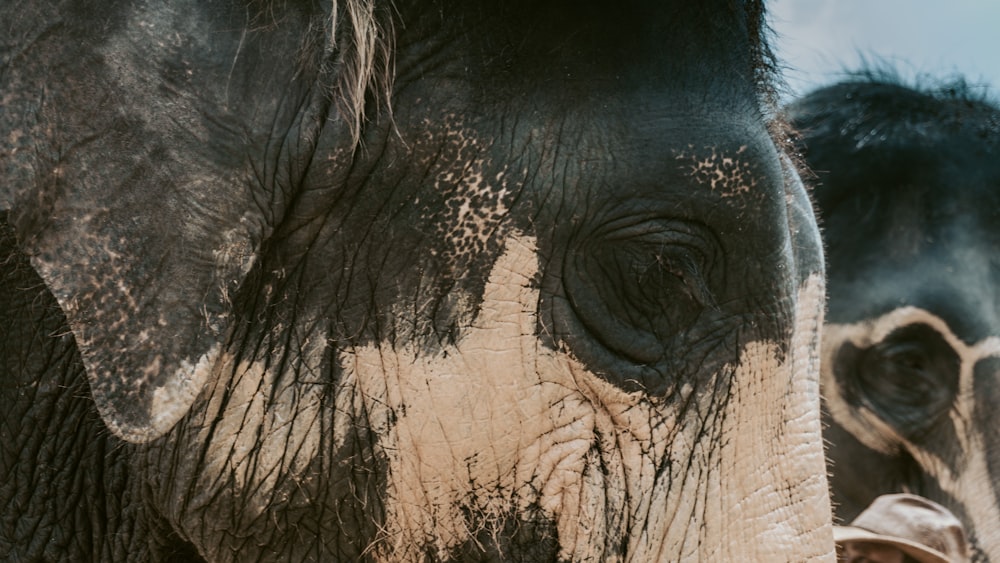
[
  {"x1": 561, "y1": 219, "x2": 721, "y2": 367},
  {"x1": 850, "y1": 324, "x2": 960, "y2": 438}
]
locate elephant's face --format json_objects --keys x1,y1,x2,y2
[
  {"x1": 789, "y1": 80, "x2": 1000, "y2": 562},
  {"x1": 1, "y1": 0, "x2": 832, "y2": 560}
]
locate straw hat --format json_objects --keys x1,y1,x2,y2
[{"x1": 834, "y1": 494, "x2": 970, "y2": 563}]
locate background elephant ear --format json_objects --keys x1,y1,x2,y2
[{"x1": 11, "y1": 170, "x2": 261, "y2": 443}]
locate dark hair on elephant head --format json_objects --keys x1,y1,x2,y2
[
  {"x1": 296, "y1": 0, "x2": 789, "y2": 148},
  {"x1": 320, "y1": 0, "x2": 789, "y2": 147},
  {"x1": 788, "y1": 68, "x2": 1000, "y2": 156}
]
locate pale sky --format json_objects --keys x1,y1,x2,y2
[{"x1": 768, "y1": 0, "x2": 1000, "y2": 101}]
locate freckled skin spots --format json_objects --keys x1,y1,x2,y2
[
  {"x1": 678, "y1": 145, "x2": 758, "y2": 198},
  {"x1": 413, "y1": 115, "x2": 516, "y2": 269}
]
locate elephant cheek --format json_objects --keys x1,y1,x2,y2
[
  {"x1": 645, "y1": 274, "x2": 832, "y2": 560},
  {"x1": 722, "y1": 274, "x2": 832, "y2": 557},
  {"x1": 172, "y1": 330, "x2": 329, "y2": 526},
  {"x1": 335, "y1": 236, "x2": 834, "y2": 561},
  {"x1": 335, "y1": 235, "x2": 603, "y2": 560}
]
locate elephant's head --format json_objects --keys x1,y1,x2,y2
[
  {"x1": 1, "y1": 0, "x2": 833, "y2": 560},
  {"x1": 788, "y1": 77, "x2": 1000, "y2": 562}
]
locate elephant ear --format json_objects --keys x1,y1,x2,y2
[{"x1": 10, "y1": 159, "x2": 261, "y2": 444}]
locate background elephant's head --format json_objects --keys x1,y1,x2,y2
[
  {"x1": 2, "y1": 0, "x2": 834, "y2": 560},
  {"x1": 788, "y1": 75, "x2": 1000, "y2": 562}
]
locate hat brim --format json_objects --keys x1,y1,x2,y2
[{"x1": 834, "y1": 525, "x2": 952, "y2": 563}]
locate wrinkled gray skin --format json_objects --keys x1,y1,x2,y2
[
  {"x1": 788, "y1": 78, "x2": 1000, "y2": 562},
  {"x1": 2, "y1": 0, "x2": 834, "y2": 561}
]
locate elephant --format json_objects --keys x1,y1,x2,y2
[
  {"x1": 787, "y1": 76, "x2": 1000, "y2": 562},
  {"x1": 1, "y1": 0, "x2": 834, "y2": 560}
]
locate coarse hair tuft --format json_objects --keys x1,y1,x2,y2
[{"x1": 325, "y1": 0, "x2": 395, "y2": 146}]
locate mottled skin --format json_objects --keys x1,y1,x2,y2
[
  {"x1": 788, "y1": 78, "x2": 1000, "y2": 562},
  {"x1": 2, "y1": 0, "x2": 833, "y2": 561}
]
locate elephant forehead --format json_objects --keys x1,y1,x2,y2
[{"x1": 335, "y1": 235, "x2": 832, "y2": 561}]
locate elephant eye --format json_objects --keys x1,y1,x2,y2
[
  {"x1": 618, "y1": 240, "x2": 716, "y2": 312},
  {"x1": 561, "y1": 219, "x2": 720, "y2": 367},
  {"x1": 851, "y1": 323, "x2": 960, "y2": 438}
]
